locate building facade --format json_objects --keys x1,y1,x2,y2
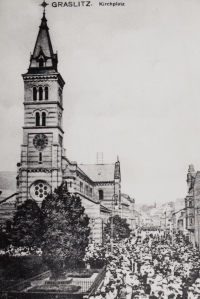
[
  {"x1": 185, "y1": 164, "x2": 200, "y2": 248},
  {"x1": 171, "y1": 198, "x2": 186, "y2": 237},
  {"x1": 120, "y1": 193, "x2": 135, "y2": 229},
  {"x1": 0, "y1": 10, "x2": 137, "y2": 242},
  {"x1": 11, "y1": 10, "x2": 136, "y2": 243}
]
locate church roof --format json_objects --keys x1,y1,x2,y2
[
  {"x1": 78, "y1": 164, "x2": 115, "y2": 182},
  {"x1": 32, "y1": 13, "x2": 53, "y2": 59},
  {"x1": 27, "y1": 11, "x2": 58, "y2": 73}
]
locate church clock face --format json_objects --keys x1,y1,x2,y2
[{"x1": 33, "y1": 134, "x2": 48, "y2": 151}]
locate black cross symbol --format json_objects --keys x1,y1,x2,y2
[{"x1": 40, "y1": 1, "x2": 49, "y2": 11}]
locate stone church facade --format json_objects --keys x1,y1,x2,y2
[{"x1": 15, "y1": 11, "x2": 123, "y2": 243}]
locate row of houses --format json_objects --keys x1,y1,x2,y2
[
  {"x1": 184, "y1": 164, "x2": 200, "y2": 248},
  {"x1": 159, "y1": 164, "x2": 200, "y2": 249},
  {"x1": 135, "y1": 200, "x2": 186, "y2": 234}
]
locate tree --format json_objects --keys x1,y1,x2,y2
[
  {"x1": 0, "y1": 230, "x2": 10, "y2": 249},
  {"x1": 8, "y1": 199, "x2": 41, "y2": 249},
  {"x1": 104, "y1": 214, "x2": 131, "y2": 241},
  {"x1": 41, "y1": 182, "x2": 91, "y2": 278}
]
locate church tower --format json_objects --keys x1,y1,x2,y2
[{"x1": 17, "y1": 8, "x2": 65, "y2": 204}]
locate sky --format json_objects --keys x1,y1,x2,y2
[{"x1": 1, "y1": 0, "x2": 200, "y2": 205}]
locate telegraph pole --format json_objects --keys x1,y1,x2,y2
[{"x1": 110, "y1": 194, "x2": 118, "y2": 253}]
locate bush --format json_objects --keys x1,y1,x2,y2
[
  {"x1": 68, "y1": 268, "x2": 100, "y2": 278},
  {"x1": 0, "y1": 255, "x2": 48, "y2": 279},
  {"x1": 29, "y1": 284, "x2": 81, "y2": 293}
]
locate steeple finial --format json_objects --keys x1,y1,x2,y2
[{"x1": 40, "y1": 1, "x2": 49, "y2": 13}]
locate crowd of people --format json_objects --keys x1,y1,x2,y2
[
  {"x1": 0, "y1": 245, "x2": 42, "y2": 256},
  {"x1": 88, "y1": 231, "x2": 200, "y2": 299}
]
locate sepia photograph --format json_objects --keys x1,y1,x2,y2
[{"x1": 0, "y1": 0, "x2": 200, "y2": 298}]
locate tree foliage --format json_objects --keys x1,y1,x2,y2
[
  {"x1": 0, "y1": 230, "x2": 10, "y2": 249},
  {"x1": 104, "y1": 214, "x2": 131, "y2": 241},
  {"x1": 8, "y1": 199, "x2": 42, "y2": 249},
  {"x1": 0, "y1": 255, "x2": 47, "y2": 279},
  {"x1": 41, "y1": 182, "x2": 91, "y2": 278},
  {"x1": 7, "y1": 183, "x2": 91, "y2": 278}
]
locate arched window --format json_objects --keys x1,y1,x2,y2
[
  {"x1": 189, "y1": 201, "x2": 192, "y2": 208},
  {"x1": 80, "y1": 182, "x2": 83, "y2": 192},
  {"x1": 33, "y1": 87, "x2": 37, "y2": 101},
  {"x1": 39, "y1": 152, "x2": 42, "y2": 163},
  {"x1": 39, "y1": 58, "x2": 44, "y2": 67},
  {"x1": 36, "y1": 112, "x2": 40, "y2": 126},
  {"x1": 99, "y1": 190, "x2": 104, "y2": 200},
  {"x1": 39, "y1": 87, "x2": 43, "y2": 101},
  {"x1": 42, "y1": 112, "x2": 46, "y2": 126},
  {"x1": 45, "y1": 87, "x2": 48, "y2": 100}
]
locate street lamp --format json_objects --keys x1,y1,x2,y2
[{"x1": 110, "y1": 194, "x2": 118, "y2": 253}]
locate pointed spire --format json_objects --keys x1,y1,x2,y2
[
  {"x1": 39, "y1": 1, "x2": 49, "y2": 29},
  {"x1": 28, "y1": 6, "x2": 58, "y2": 73},
  {"x1": 114, "y1": 158, "x2": 121, "y2": 180},
  {"x1": 187, "y1": 164, "x2": 196, "y2": 193},
  {"x1": 40, "y1": 12, "x2": 49, "y2": 30},
  {"x1": 32, "y1": 12, "x2": 53, "y2": 59},
  {"x1": 188, "y1": 164, "x2": 195, "y2": 174}
]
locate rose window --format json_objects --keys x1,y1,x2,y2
[{"x1": 30, "y1": 180, "x2": 50, "y2": 201}]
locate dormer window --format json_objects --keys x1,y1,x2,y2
[{"x1": 39, "y1": 57, "x2": 44, "y2": 67}]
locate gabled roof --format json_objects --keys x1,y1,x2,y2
[
  {"x1": 133, "y1": 210, "x2": 140, "y2": 216},
  {"x1": 140, "y1": 211, "x2": 152, "y2": 220},
  {"x1": 100, "y1": 204, "x2": 111, "y2": 214},
  {"x1": 0, "y1": 192, "x2": 18, "y2": 205},
  {"x1": 78, "y1": 164, "x2": 115, "y2": 182},
  {"x1": 121, "y1": 196, "x2": 129, "y2": 206},
  {"x1": 121, "y1": 193, "x2": 135, "y2": 203}
]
